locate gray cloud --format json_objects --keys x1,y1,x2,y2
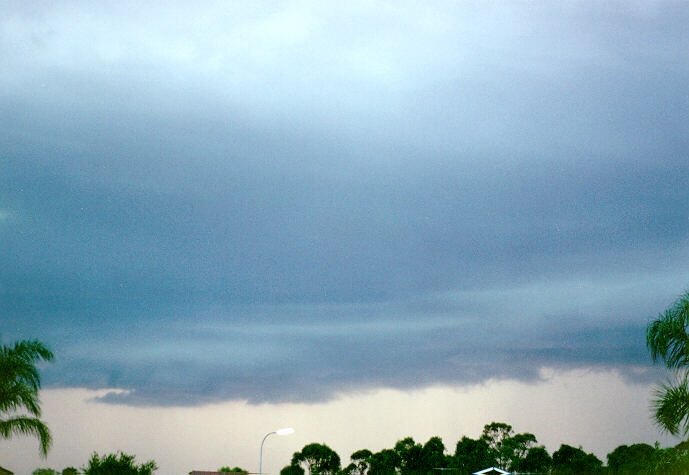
[{"x1": 1, "y1": 1, "x2": 688, "y2": 406}]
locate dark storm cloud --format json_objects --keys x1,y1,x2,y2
[{"x1": 2, "y1": 1, "x2": 688, "y2": 405}]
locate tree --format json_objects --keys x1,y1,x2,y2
[
  {"x1": 350, "y1": 448, "x2": 372, "y2": 474},
  {"x1": 218, "y1": 467, "x2": 248, "y2": 473},
  {"x1": 0, "y1": 338, "x2": 54, "y2": 456},
  {"x1": 32, "y1": 469, "x2": 58, "y2": 475},
  {"x1": 394, "y1": 437, "x2": 422, "y2": 474},
  {"x1": 280, "y1": 465, "x2": 305, "y2": 475},
  {"x1": 82, "y1": 451, "x2": 157, "y2": 474},
  {"x1": 647, "y1": 291, "x2": 689, "y2": 435},
  {"x1": 367, "y1": 449, "x2": 399, "y2": 475},
  {"x1": 514, "y1": 446, "x2": 552, "y2": 474},
  {"x1": 62, "y1": 469, "x2": 79, "y2": 475},
  {"x1": 552, "y1": 444, "x2": 602, "y2": 473},
  {"x1": 420, "y1": 436, "x2": 448, "y2": 472},
  {"x1": 291, "y1": 443, "x2": 341, "y2": 474},
  {"x1": 453, "y1": 436, "x2": 494, "y2": 473},
  {"x1": 480, "y1": 422, "x2": 513, "y2": 469},
  {"x1": 500, "y1": 432, "x2": 537, "y2": 471},
  {"x1": 606, "y1": 443, "x2": 657, "y2": 474},
  {"x1": 339, "y1": 463, "x2": 357, "y2": 475},
  {"x1": 652, "y1": 440, "x2": 689, "y2": 473}
]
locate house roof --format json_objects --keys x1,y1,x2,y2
[
  {"x1": 0, "y1": 466, "x2": 13, "y2": 475},
  {"x1": 473, "y1": 467, "x2": 510, "y2": 475}
]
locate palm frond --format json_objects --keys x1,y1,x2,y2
[
  {"x1": 647, "y1": 291, "x2": 689, "y2": 369},
  {"x1": 652, "y1": 374, "x2": 689, "y2": 436},
  {"x1": 0, "y1": 338, "x2": 53, "y2": 456},
  {"x1": 0, "y1": 381, "x2": 41, "y2": 416},
  {"x1": 0, "y1": 416, "x2": 52, "y2": 457}
]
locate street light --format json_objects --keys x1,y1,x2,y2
[{"x1": 259, "y1": 427, "x2": 294, "y2": 474}]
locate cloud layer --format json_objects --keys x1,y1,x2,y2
[{"x1": 2, "y1": 1, "x2": 688, "y2": 405}]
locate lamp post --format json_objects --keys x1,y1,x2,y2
[{"x1": 259, "y1": 427, "x2": 294, "y2": 474}]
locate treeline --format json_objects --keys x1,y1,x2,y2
[
  {"x1": 280, "y1": 422, "x2": 689, "y2": 474},
  {"x1": 32, "y1": 451, "x2": 157, "y2": 475}
]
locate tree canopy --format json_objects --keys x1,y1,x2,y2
[
  {"x1": 290, "y1": 442, "x2": 341, "y2": 474},
  {"x1": 552, "y1": 444, "x2": 602, "y2": 473},
  {"x1": 280, "y1": 423, "x2": 656, "y2": 475},
  {"x1": 218, "y1": 466, "x2": 248, "y2": 473},
  {"x1": 82, "y1": 451, "x2": 157, "y2": 475}
]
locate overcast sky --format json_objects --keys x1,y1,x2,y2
[{"x1": 2, "y1": 0, "x2": 689, "y2": 471}]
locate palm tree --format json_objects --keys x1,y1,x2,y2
[
  {"x1": 0, "y1": 338, "x2": 54, "y2": 456},
  {"x1": 647, "y1": 291, "x2": 689, "y2": 435}
]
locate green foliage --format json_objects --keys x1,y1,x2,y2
[
  {"x1": 476, "y1": 421, "x2": 542, "y2": 471},
  {"x1": 82, "y1": 451, "x2": 157, "y2": 475},
  {"x1": 339, "y1": 462, "x2": 357, "y2": 475},
  {"x1": 481, "y1": 422, "x2": 513, "y2": 451},
  {"x1": 280, "y1": 464, "x2": 305, "y2": 475},
  {"x1": 368, "y1": 449, "x2": 399, "y2": 475},
  {"x1": 606, "y1": 443, "x2": 658, "y2": 474},
  {"x1": 514, "y1": 446, "x2": 552, "y2": 473},
  {"x1": 552, "y1": 444, "x2": 602, "y2": 473},
  {"x1": 643, "y1": 440, "x2": 689, "y2": 473},
  {"x1": 394, "y1": 437, "x2": 422, "y2": 474},
  {"x1": 282, "y1": 426, "x2": 689, "y2": 475},
  {"x1": 420, "y1": 436, "x2": 447, "y2": 471},
  {"x1": 0, "y1": 338, "x2": 54, "y2": 457},
  {"x1": 32, "y1": 469, "x2": 58, "y2": 475},
  {"x1": 218, "y1": 467, "x2": 247, "y2": 473},
  {"x1": 647, "y1": 290, "x2": 689, "y2": 435},
  {"x1": 453, "y1": 436, "x2": 494, "y2": 473},
  {"x1": 291, "y1": 442, "x2": 340, "y2": 474},
  {"x1": 349, "y1": 448, "x2": 372, "y2": 474},
  {"x1": 480, "y1": 422, "x2": 513, "y2": 469},
  {"x1": 62, "y1": 468, "x2": 79, "y2": 475},
  {"x1": 499, "y1": 431, "x2": 537, "y2": 471}
]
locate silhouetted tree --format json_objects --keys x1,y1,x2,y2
[
  {"x1": 218, "y1": 466, "x2": 248, "y2": 473},
  {"x1": 606, "y1": 443, "x2": 657, "y2": 474},
  {"x1": 280, "y1": 464, "x2": 305, "y2": 475},
  {"x1": 350, "y1": 448, "x2": 372, "y2": 474},
  {"x1": 501, "y1": 432, "x2": 537, "y2": 471},
  {"x1": 395, "y1": 437, "x2": 423, "y2": 474},
  {"x1": 453, "y1": 436, "x2": 494, "y2": 473},
  {"x1": 480, "y1": 422, "x2": 513, "y2": 469},
  {"x1": 420, "y1": 436, "x2": 448, "y2": 472},
  {"x1": 368, "y1": 449, "x2": 399, "y2": 475},
  {"x1": 513, "y1": 446, "x2": 552, "y2": 473},
  {"x1": 291, "y1": 443, "x2": 340, "y2": 474},
  {"x1": 83, "y1": 451, "x2": 157, "y2": 474},
  {"x1": 552, "y1": 444, "x2": 602, "y2": 473}
]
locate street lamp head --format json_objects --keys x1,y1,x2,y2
[{"x1": 260, "y1": 428, "x2": 295, "y2": 474}]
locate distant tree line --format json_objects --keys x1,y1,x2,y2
[
  {"x1": 280, "y1": 421, "x2": 689, "y2": 474},
  {"x1": 31, "y1": 454, "x2": 256, "y2": 474},
  {"x1": 31, "y1": 451, "x2": 157, "y2": 474}
]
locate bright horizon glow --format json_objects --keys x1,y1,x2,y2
[{"x1": 276, "y1": 428, "x2": 295, "y2": 436}]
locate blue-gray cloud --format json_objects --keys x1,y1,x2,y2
[{"x1": 1, "y1": 1, "x2": 688, "y2": 406}]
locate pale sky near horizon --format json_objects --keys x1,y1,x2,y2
[
  {"x1": 0, "y1": 369, "x2": 678, "y2": 474},
  {"x1": 2, "y1": 0, "x2": 688, "y2": 473}
]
